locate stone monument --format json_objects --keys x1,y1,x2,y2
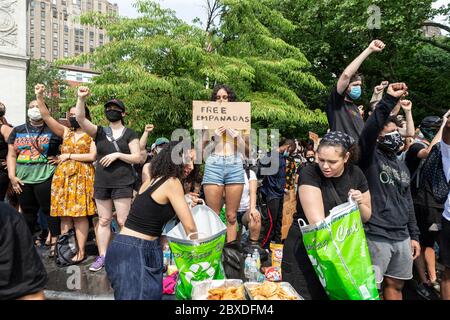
[{"x1": 0, "y1": 0, "x2": 28, "y2": 126}]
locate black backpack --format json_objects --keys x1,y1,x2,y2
[
  {"x1": 55, "y1": 229, "x2": 78, "y2": 267},
  {"x1": 420, "y1": 143, "x2": 450, "y2": 204}
]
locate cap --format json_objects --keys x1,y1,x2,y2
[
  {"x1": 420, "y1": 116, "x2": 442, "y2": 129},
  {"x1": 155, "y1": 137, "x2": 169, "y2": 146},
  {"x1": 150, "y1": 143, "x2": 156, "y2": 151},
  {"x1": 104, "y1": 99, "x2": 126, "y2": 112}
]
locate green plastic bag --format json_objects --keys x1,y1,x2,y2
[
  {"x1": 167, "y1": 204, "x2": 227, "y2": 300},
  {"x1": 299, "y1": 199, "x2": 379, "y2": 300}
]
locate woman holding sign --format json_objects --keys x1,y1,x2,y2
[
  {"x1": 281, "y1": 131, "x2": 371, "y2": 300},
  {"x1": 201, "y1": 85, "x2": 248, "y2": 243}
]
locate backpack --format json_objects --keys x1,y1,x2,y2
[
  {"x1": 55, "y1": 229, "x2": 78, "y2": 267},
  {"x1": 420, "y1": 143, "x2": 450, "y2": 204}
]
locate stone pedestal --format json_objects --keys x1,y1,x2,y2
[{"x1": 0, "y1": 0, "x2": 29, "y2": 126}]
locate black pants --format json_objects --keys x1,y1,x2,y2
[
  {"x1": 266, "y1": 197, "x2": 284, "y2": 244},
  {"x1": 17, "y1": 177, "x2": 60, "y2": 237},
  {"x1": 0, "y1": 169, "x2": 8, "y2": 202},
  {"x1": 281, "y1": 223, "x2": 328, "y2": 300}
]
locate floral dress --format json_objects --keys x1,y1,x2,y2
[{"x1": 50, "y1": 130, "x2": 96, "y2": 217}]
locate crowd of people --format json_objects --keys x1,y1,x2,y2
[{"x1": 0, "y1": 39, "x2": 448, "y2": 301}]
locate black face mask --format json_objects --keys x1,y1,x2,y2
[
  {"x1": 105, "y1": 109, "x2": 123, "y2": 122},
  {"x1": 307, "y1": 156, "x2": 315, "y2": 163},
  {"x1": 69, "y1": 117, "x2": 80, "y2": 129},
  {"x1": 0, "y1": 109, "x2": 5, "y2": 117}
]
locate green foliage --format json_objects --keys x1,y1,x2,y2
[
  {"x1": 26, "y1": 59, "x2": 68, "y2": 117},
  {"x1": 56, "y1": 0, "x2": 326, "y2": 140}
]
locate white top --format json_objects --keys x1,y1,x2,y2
[
  {"x1": 238, "y1": 170, "x2": 257, "y2": 212},
  {"x1": 440, "y1": 140, "x2": 450, "y2": 221}
]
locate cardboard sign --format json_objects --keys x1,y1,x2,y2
[
  {"x1": 309, "y1": 131, "x2": 320, "y2": 149},
  {"x1": 192, "y1": 101, "x2": 251, "y2": 130}
]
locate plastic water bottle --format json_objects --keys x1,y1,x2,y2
[
  {"x1": 163, "y1": 244, "x2": 171, "y2": 275},
  {"x1": 252, "y1": 249, "x2": 261, "y2": 271},
  {"x1": 250, "y1": 257, "x2": 258, "y2": 282},
  {"x1": 244, "y1": 254, "x2": 252, "y2": 281}
]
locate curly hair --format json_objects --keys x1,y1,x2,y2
[
  {"x1": 149, "y1": 141, "x2": 185, "y2": 181},
  {"x1": 210, "y1": 84, "x2": 237, "y2": 102}
]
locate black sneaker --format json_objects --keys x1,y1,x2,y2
[{"x1": 416, "y1": 283, "x2": 433, "y2": 300}]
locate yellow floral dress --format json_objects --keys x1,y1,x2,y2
[{"x1": 50, "y1": 130, "x2": 96, "y2": 217}]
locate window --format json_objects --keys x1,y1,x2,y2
[
  {"x1": 31, "y1": 1, "x2": 35, "y2": 8},
  {"x1": 41, "y1": 10, "x2": 45, "y2": 18},
  {"x1": 62, "y1": 0, "x2": 67, "y2": 6},
  {"x1": 64, "y1": 41, "x2": 68, "y2": 49},
  {"x1": 30, "y1": 8, "x2": 34, "y2": 17},
  {"x1": 53, "y1": 40, "x2": 58, "y2": 47},
  {"x1": 75, "y1": 44, "x2": 79, "y2": 51},
  {"x1": 41, "y1": 38, "x2": 45, "y2": 45},
  {"x1": 41, "y1": 21, "x2": 45, "y2": 27},
  {"x1": 30, "y1": 18, "x2": 34, "y2": 26},
  {"x1": 52, "y1": 0, "x2": 57, "y2": 4},
  {"x1": 53, "y1": 31, "x2": 58, "y2": 39},
  {"x1": 41, "y1": 24, "x2": 45, "y2": 31},
  {"x1": 89, "y1": 31, "x2": 94, "y2": 39},
  {"x1": 64, "y1": 25, "x2": 68, "y2": 33},
  {"x1": 98, "y1": 2, "x2": 102, "y2": 12},
  {"x1": 90, "y1": 47, "x2": 94, "y2": 53},
  {"x1": 80, "y1": 45, "x2": 84, "y2": 52},
  {"x1": 52, "y1": 7, "x2": 57, "y2": 19},
  {"x1": 30, "y1": 36, "x2": 34, "y2": 44},
  {"x1": 53, "y1": 49, "x2": 58, "y2": 56},
  {"x1": 89, "y1": 40, "x2": 94, "y2": 46},
  {"x1": 40, "y1": 2, "x2": 46, "y2": 10},
  {"x1": 41, "y1": 30, "x2": 45, "y2": 36},
  {"x1": 64, "y1": 51, "x2": 68, "y2": 57},
  {"x1": 40, "y1": 47, "x2": 45, "y2": 54},
  {"x1": 76, "y1": 73, "x2": 83, "y2": 81},
  {"x1": 53, "y1": 23, "x2": 57, "y2": 29}
]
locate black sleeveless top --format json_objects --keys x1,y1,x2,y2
[
  {"x1": 0, "y1": 124, "x2": 9, "y2": 160},
  {"x1": 125, "y1": 177, "x2": 177, "y2": 237}
]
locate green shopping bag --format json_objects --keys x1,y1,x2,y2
[
  {"x1": 167, "y1": 204, "x2": 227, "y2": 300},
  {"x1": 299, "y1": 199, "x2": 379, "y2": 300}
]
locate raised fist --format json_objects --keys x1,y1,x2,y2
[
  {"x1": 368, "y1": 40, "x2": 385, "y2": 53},
  {"x1": 400, "y1": 99, "x2": 412, "y2": 112},
  {"x1": 77, "y1": 86, "x2": 90, "y2": 99},
  {"x1": 144, "y1": 124, "x2": 154, "y2": 133},
  {"x1": 387, "y1": 83, "x2": 408, "y2": 98},
  {"x1": 35, "y1": 84, "x2": 45, "y2": 97}
]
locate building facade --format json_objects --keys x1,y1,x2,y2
[{"x1": 28, "y1": 0, "x2": 118, "y2": 71}]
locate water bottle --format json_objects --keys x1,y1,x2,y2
[
  {"x1": 252, "y1": 248, "x2": 261, "y2": 271},
  {"x1": 250, "y1": 257, "x2": 258, "y2": 282},
  {"x1": 244, "y1": 254, "x2": 252, "y2": 281},
  {"x1": 163, "y1": 244, "x2": 171, "y2": 275}
]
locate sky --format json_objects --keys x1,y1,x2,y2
[{"x1": 111, "y1": 0, "x2": 449, "y2": 30}]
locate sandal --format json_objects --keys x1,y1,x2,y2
[
  {"x1": 48, "y1": 243, "x2": 56, "y2": 258},
  {"x1": 71, "y1": 253, "x2": 87, "y2": 265}
]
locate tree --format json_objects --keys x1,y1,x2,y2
[
  {"x1": 57, "y1": 0, "x2": 326, "y2": 139},
  {"x1": 26, "y1": 59, "x2": 68, "y2": 117},
  {"x1": 277, "y1": 0, "x2": 450, "y2": 119}
]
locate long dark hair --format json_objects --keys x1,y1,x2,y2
[
  {"x1": 149, "y1": 141, "x2": 185, "y2": 181},
  {"x1": 210, "y1": 84, "x2": 237, "y2": 102}
]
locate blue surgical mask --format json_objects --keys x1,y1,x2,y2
[
  {"x1": 283, "y1": 151, "x2": 289, "y2": 158},
  {"x1": 348, "y1": 86, "x2": 362, "y2": 100}
]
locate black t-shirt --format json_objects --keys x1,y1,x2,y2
[
  {"x1": 326, "y1": 87, "x2": 364, "y2": 141},
  {"x1": 94, "y1": 126, "x2": 139, "y2": 188},
  {"x1": 0, "y1": 202, "x2": 48, "y2": 299},
  {"x1": 405, "y1": 142, "x2": 427, "y2": 195},
  {"x1": 0, "y1": 124, "x2": 11, "y2": 160},
  {"x1": 294, "y1": 164, "x2": 369, "y2": 224}
]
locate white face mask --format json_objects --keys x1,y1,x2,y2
[{"x1": 28, "y1": 108, "x2": 42, "y2": 121}]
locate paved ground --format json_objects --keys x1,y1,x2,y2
[{"x1": 37, "y1": 232, "x2": 442, "y2": 300}]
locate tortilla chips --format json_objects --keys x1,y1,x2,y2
[
  {"x1": 207, "y1": 286, "x2": 245, "y2": 300},
  {"x1": 248, "y1": 281, "x2": 297, "y2": 300}
]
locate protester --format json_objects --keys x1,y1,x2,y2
[
  {"x1": 358, "y1": 83, "x2": 420, "y2": 300},
  {"x1": 438, "y1": 114, "x2": 450, "y2": 300},
  {"x1": 201, "y1": 84, "x2": 247, "y2": 243},
  {"x1": 282, "y1": 131, "x2": 371, "y2": 300},
  {"x1": 0, "y1": 202, "x2": 47, "y2": 300},
  {"x1": 6, "y1": 99, "x2": 61, "y2": 254},
  {"x1": 105, "y1": 141, "x2": 197, "y2": 300},
  {"x1": 74, "y1": 86, "x2": 141, "y2": 272},
  {"x1": 260, "y1": 138, "x2": 296, "y2": 245},
  {"x1": 236, "y1": 162, "x2": 261, "y2": 245},
  {"x1": 35, "y1": 84, "x2": 96, "y2": 263},
  {"x1": 0, "y1": 102, "x2": 12, "y2": 201},
  {"x1": 326, "y1": 40, "x2": 385, "y2": 140},
  {"x1": 142, "y1": 137, "x2": 169, "y2": 183}
]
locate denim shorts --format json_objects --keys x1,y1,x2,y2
[
  {"x1": 202, "y1": 154, "x2": 245, "y2": 185},
  {"x1": 105, "y1": 234, "x2": 164, "y2": 300}
]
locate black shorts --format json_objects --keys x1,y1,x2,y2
[
  {"x1": 441, "y1": 217, "x2": 450, "y2": 268},
  {"x1": 415, "y1": 205, "x2": 440, "y2": 248},
  {"x1": 94, "y1": 185, "x2": 134, "y2": 200}
]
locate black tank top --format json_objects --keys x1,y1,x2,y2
[
  {"x1": 0, "y1": 124, "x2": 9, "y2": 160},
  {"x1": 125, "y1": 177, "x2": 177, "y2": 237}
]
